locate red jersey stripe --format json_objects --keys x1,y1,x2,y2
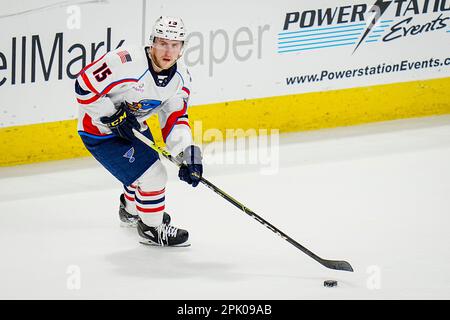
[
  {"x1": 76, "y1": 79, "x2": 139, "y2": 105},
  {"x1": 124, "y1": 193, "x2": 135, "y2": 202},
  {"x1": 79, "y1": 53, "x2": 107, "y2": 75},
  {"x1": 77, "y1": 95, "x2": 100, "y2": 105},
  {"x1": 82, "y1": 113, "x2": 104, "y2": 135},
  {"x1": 80, "y1": 72, "x2": 99, "y2": 95},
  {"x1": 176, "y1": 120, "x2": 190, "y2": 127},
  {"x1": 161, "y1": 101, "x2": 188, "y2": 142},
  {"x1": 182, "y1": 87, "x2": 190, "y2": 95}
]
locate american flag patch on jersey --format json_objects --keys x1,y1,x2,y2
[{"x1": 117, "y1": 50, "x2": 132, "y2": 64}]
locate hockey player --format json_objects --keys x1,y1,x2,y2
[{"x1": 75, "y1": 16, "x2": 202, "y2": 247}]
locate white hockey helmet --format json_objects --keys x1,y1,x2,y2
[{"x1": 149, "y1": 16, "x2": 187, "y2": 44}]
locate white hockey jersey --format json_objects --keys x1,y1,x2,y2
[{"x1": 75, "y1": 45, "x2": 192, "y2": 156}]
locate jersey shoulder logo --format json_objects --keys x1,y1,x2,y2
[
  {"x1": 117, "y1": 50, "x2": 132, "y2": 64},
  {"x1": 126, "y1": 99, "x2": 162, "y2": 112}
]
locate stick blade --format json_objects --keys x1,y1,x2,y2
[{"x1": 321, "y1": 259, "x2": 354, "y2": 272}]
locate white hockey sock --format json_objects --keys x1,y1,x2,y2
[
  {"x1": 136, "y1": 187, "x2": 165, "y2": 227},
  {"x1": 123, "y1": 184, "x2": 137, "y2": 216}
]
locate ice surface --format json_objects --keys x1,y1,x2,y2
[{"x1": 0, "y1": 115, "x2": 449, "y2": 299}]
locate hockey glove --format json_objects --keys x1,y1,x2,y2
[
  {"x1": 178, "y1": 145, "x2": 203, "y2": 187},
  {"x1": 100, "y1": 103, "x2": 140, "y2": 141}
]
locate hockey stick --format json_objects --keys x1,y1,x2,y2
[{"x1": 132, "y1": 129, "x2": 354, "y2": 272}]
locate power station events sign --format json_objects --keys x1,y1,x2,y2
[{"x1": 280, "y1": 0, "x2": 450, "y2": 53}]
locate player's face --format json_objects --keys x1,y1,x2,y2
[{"x1": 151, "y1": 38, "x2": 183, "y2": 69}]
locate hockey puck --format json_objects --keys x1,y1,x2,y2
[{"x1": 324, "y1": 280, "x2": 338, "y2": 287}]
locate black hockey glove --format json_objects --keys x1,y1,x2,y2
[
  {"x1": 178, "y1": 145, "x2": 203, "y2": 187},
  {"x1": 100, "y1": 103, "x2": 140, "y2": 141}
]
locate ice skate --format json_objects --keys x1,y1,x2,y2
[
  {"x1": 119, "y1": 194, "x2": 139, "y2": 227},
  {"x1": 137, "y1": 219, "x2": 189, "y2": 247}
]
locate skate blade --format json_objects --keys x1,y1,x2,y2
[
  {"x1": 120, "y1": 221, "x2": 138, "y2": 228},
  {"x1": 138, "y1": 239, "x2": 191, "y2": 247}
]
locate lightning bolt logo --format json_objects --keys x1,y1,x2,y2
[{"x1": 353, "y1": 0, "x2": 393, "y2": 53}]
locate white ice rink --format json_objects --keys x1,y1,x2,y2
[{"x1": 1, "y1": 116, "x2": 449, "y2": 299}]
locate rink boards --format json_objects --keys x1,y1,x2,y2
[{"x1": 1, "y1": 76, "x2": 449, "y2": 166}]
